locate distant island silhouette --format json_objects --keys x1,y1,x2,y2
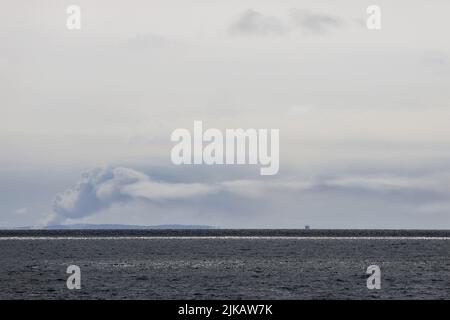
[{"x1": 17, "y1": 224, "x2": 216, "y2": 230}]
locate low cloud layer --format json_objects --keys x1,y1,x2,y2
[{"x1": 49, "y1": 166, "x2": 450, "y2": 226}]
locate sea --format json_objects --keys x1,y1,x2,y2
[{"x1": 0, "y1": 229, "x2": 449, "y2": 299}]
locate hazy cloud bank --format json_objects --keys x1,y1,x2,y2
[{"x1": 48, "y1": 166, "x2": 450, "y2": 225}]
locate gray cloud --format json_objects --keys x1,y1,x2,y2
[
  {"x1": 289, "y1": 9, "x2": 343, "y2": 34},
  {"x1": 229, "y1": 8, "x2": 344, "y2": 37},
  {"x1": 229, "y1": 9, "x2": 288, "y2": 36}
]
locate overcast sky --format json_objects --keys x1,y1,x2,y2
[{"x1": 1, "y1": 0, "x2": 450, "y2": 228}]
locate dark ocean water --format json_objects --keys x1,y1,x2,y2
[{"x1": 1, "y1": 230, "x2": 449, "y2": 299}]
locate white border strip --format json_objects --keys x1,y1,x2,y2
[{"x1": 0, "y1": 236, "x2": 450, "y2": 240}]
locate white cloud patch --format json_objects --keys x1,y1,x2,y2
[
  {"x1": 222, "y1": 179, "x2": 314, "y2": 198},
  {"x1": 51, "y1": 167, "x2": 217, "y2": 224}
]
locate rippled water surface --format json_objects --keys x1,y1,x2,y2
[{"x1": 0, "y1": 230, "x2": 449, "y2": 299}]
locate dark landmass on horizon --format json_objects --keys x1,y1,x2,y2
[{"x1": 12, "y1": 224, "x2": 216, "y2": 230}]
